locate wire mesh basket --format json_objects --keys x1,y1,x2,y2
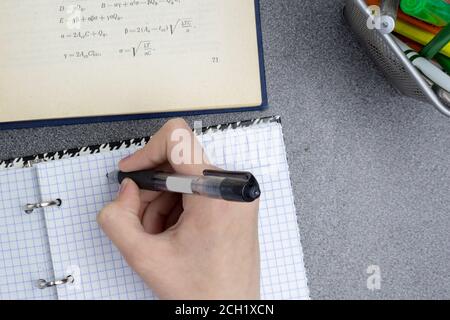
[{"x1": 344, "y1": 0, "x2": 450, "y2": 117}]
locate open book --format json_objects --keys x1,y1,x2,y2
[
  {"x1": 0, "y1": 0, "x2": 266, "y2": 128},
  {"x1": 0, "y1": 117, "x2": 309, "y2": 300}
]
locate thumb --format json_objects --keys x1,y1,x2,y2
[{"x1": 97, "y1": 178, "x2": 148, "y2": 261}]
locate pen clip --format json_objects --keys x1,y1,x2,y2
[{"x1": 202, "y1": 170, "x2": 255, "y2": 182}]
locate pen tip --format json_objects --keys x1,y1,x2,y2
[{"x1": 106, "y1": 170, "x2": 119, "y2": 184}]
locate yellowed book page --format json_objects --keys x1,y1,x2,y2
[{"x1": 0, "y1": 0, "x2": 262, "y2": 123}]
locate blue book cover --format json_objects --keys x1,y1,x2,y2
[{"x1": 0, "y1": 0, "x2": 267, "y2": 130}]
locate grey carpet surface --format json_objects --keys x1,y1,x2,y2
[{"x1": 1, "y1": 0, "x2": 449, "y2": 299}]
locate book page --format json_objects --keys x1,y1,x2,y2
[
  {"x1": 36, "y1": 120, "x2": 309, "y2": 300},
  {"x1": 0, "y1": 167, "x2": 56, "y2": 299},
  {"x1": 0, "y1": 0, "x2": 262, "y2": 123}
]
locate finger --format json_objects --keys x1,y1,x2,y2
[
  {"x1": 97, "y1": 179, "x2": 157, "y2": 261},
  {"x1": 164, "y1": 202, "x2": 184, "y2": 230},
  {"x1": 137, "y1": 201, "x2": 149, "y2": 221},
  {"x1": 131, "y1": 163, "x2": 174, "y2": 217},
  {"x1": 129, "y1": 161, "x2": 174, "y2": 218},
  {"x1": 181, "y1": 195, "x2": 260, "y2": 228},
  {"x1": 137, "y1": 188, "x2": 173, "y2": 219},
  {"x1": 142, "y1": 192, "x2": 181, "y2": 234},
  {"x1": 140, "y1": 190, "x2": 162, "y2": 203},
  {"x1": 128, "y1": 161, "x2": 173, "y2": 174},
  {"x1": 119, "y1": 118, "x2": 214, "y2": 175}
]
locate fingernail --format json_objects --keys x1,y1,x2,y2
[
  {"x1": 119, "y1": 154, "x2": 130, "y2": 164},
  {"x1": 118, "y1": 178, "x2": 130, "y2": 196}
]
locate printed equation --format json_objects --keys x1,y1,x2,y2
[
  {"x1": 101, "y1": 0, "x2": 182, "y2": 9},
  {"x1": 119, "y1": 41, "x2": 155, "y2": 57},
  {"x1": 124, "y1": 18, "x2": 194, "y2": 36},
  {"x1": 60, "y1": 13, "x2": 124, "y2": 26},
  {"x1": 63, "y1": 50, "x2": 102, "y2": 60},
  {"x1": 60, "y1": 30, "x2": 108, "y2": 40},
  {"x1": 56, "y1": 0, "x2": 199, "y2": 61}
]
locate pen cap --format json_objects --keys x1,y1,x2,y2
[
  {"x1": 203, "y1": 170, "x2": 261, "y2": 202},
  {"x1": 400, "y1": 0, "x2": 450, "y2": 26},
  {"x1": 219, "y1": 177, "x2": 261, "y2": 202}
]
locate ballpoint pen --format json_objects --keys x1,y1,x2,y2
[{"x1": 107, "y1": 169, "x2": 261, "y2": 203}]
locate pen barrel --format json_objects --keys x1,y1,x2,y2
[
  {"x1": 118, "y1": 172, "x2": 230, "y2": 197},
  {"x1": 117, "y1": 171, "x2": 167, "y2": 191},
  {"x1": 191, "y1": 176, "x2": 227, "y2": 199},
  {"x1": 118, "y1": 171, "x2": 260, "y2": 202}
]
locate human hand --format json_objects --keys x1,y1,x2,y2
[{"x1": 98, "y1": 119, "x2": 260, "y2": 300}]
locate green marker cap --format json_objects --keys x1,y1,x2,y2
[{"x1": 400, "y1": 0, "x2": 450, "y2": 27}]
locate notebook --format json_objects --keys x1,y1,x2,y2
[
  {"x1": 0, "y1": 0, "x2": 266, "y2": 130},
  {"x1": 0, "y1": 116, "x2": 309, "y2": 300}
]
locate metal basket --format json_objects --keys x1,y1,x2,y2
[{"x1": 344, "y1": 0, "x2": 450, "y2": 117}]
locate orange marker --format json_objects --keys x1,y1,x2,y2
[{"x1": 398, "y1": 10, "x2": 442, "y2": 34}]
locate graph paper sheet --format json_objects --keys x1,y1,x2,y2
[
  {"x1": 0, "y1": 167, "x2": 56, "y2": 299},
  {"x1": 36, "y1": 120, "x2": 309, "y2": 299}
]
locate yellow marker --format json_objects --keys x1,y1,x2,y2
[{"x1": 395, "y1": 19, "x2": 450, "y2": 58}]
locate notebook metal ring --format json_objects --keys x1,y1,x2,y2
[
  {"x1": 37, "y1": 275, "x2": 74, "y2": 289},
  {"x1": 23, "y1": 199, "x2": 62, "y2": 214}
]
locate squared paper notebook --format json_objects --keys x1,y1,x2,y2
[
  {"x1": 0, "y1": 117, "x2": 309, "y2": 300},
  {"x1": 0, "y1": 0, "x2": 267, "y2": 130}
]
